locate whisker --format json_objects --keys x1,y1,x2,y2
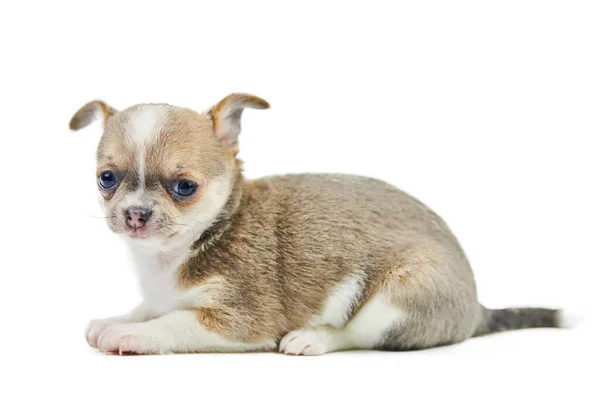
[
  {"x1": 164, "y1": 226, "x2": 181, "y2": 237},
  {"x1": 167, "y1": 222, "x2": 191, "y2": 227}
]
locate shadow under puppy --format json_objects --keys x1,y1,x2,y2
[{"x1": 71, "y1": 93, "x2": 564, "y2": 355}]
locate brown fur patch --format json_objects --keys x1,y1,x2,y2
[{"x1": 196, "y1": 308, "x2": 233, "y2": 334}]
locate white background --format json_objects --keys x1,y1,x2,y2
[{"x1": 0, "y1": 1, "x2": 598, "y2": 399}]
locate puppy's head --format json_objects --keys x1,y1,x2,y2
[{"x1": 70, "y1": 94, "x2": 268, "y2": 245}]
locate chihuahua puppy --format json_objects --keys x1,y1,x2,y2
[{"x1": 71, "y1": 94, "x2": 563, "y2": 355}]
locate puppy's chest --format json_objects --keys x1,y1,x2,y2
[{"x1": 133, "y1": 251, "x2": 191, "y2": 314}]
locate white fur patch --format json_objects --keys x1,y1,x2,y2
[
  {"x1": 558, "y1": 310, "x2": 583, "y2": 329},
  {"x1": 342, "y1": 293, "x2": 404, "y2": 348},
  {"x1": 132, "y1": 251, "x2": 181, "y2": 315},
  {"x1": 129, "y1": 106, "x2": 165, "y2": 144},
  {"x1": 125, "y1": 105, "x2": 169, "y2": 194},
  {"x1": 310, "y1": 273, "x2": 364, "y2": 328}
]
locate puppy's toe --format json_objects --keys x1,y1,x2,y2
[
  {"x1": 97, "y1": 324, "x2": 160, "y2": 355},
  {"x1": 85, "y1": 318, "x2": 117, "y2": 348},
  {"x1": 279, "y1": 328, "x2": 333, "y2": 356}
]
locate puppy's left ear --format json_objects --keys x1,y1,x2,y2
[
  {"x1": 209, "y1": 93, "x2": 269, "y2": 152},
  {"x1": 69, "y1": 100, "x2": 118, "y2": 130}
]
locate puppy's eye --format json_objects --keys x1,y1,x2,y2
[
  {"x1": 98, "y1": 171, "x2": 117, "y2": 189},
  {"x1": 172, "y1": 180, "x2": 198, "y2": 197}
]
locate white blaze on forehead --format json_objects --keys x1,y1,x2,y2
[
  {"x1": 126, "y1": 105, "x2": 169, "y2": 193},
  {"x1": 130, "y1": 106, "x2": 166, "y2": 143}
]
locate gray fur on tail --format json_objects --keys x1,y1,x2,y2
[{"x1": 474, "y1": 307, "x2": 562, "y2": 337}]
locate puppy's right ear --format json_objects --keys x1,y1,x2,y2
[{"x1": 69, "y1": 100, "x2": 118, "y2": 130}]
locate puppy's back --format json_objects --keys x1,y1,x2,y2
[{"x1": 250, "y1": 173, "x2": 458, "y2": 247}]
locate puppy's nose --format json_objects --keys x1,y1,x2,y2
[{"x1": 124, "y1": 207, "x2": 152, "y2": 229}]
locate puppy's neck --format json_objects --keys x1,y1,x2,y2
[{"x1": 191, "y1": 169, "x2": 244, "y2": 253}]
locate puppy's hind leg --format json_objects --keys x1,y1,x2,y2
[
  {"x1": 279, "y1": 293, "x2": 405, "y2": 355},
  {"x1": 280, "y1": 249, "x2": 480, "y2": 355},
  {"x1": 375, "y1": 255, "x2": 481, "y2": 350},
  {"x1": 279, "y1": 271, "x2": 406, "y2": 356}
]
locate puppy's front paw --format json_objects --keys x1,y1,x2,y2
[
  {"x1": 96, "y1": 323, "x2": 161, "y2": 355},
  {"x1": 279, "y1": 328, "x2": 334, "y2": 356},
  {"x1": 86, "y1": 318, "x2": 121, "y2": 348}
]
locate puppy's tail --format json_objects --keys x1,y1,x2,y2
[{"x1": 473, "y1": 306, "x2": 572, "y2": 337}]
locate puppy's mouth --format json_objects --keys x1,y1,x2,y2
[
  {"x1": 123, "y1": 225, "x2": 151, "y2": 239},
  {"x1": 109, "y1": 212, "x2": 178, "y2": 240}
]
